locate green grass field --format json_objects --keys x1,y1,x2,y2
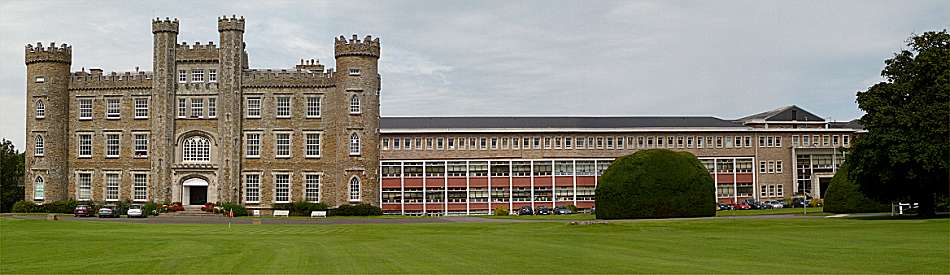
[{"x1": 1, "y1": 217, "x2": 947, "y2": 274}]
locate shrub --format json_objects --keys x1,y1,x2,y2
[
  {"x1": 565, "y1": 204, "x2": 578, "y2": 213},
  {"x1": 824, "y1": 165, "x2": 889, "y2": 213},
  {"x1": 330, "y1": 203, "x2": 382, "y2": 216},
  {"x1": 595, "y1": 149, "x2": 716, "y2": 219},
  {"x1": 12, "y1": 200, "x2": 41, "y2": 213},
  {"x1": 142, "y1": 202, "x2": 159, "y2": 217},
  {"x1": 217, "y1": 202, "x2": 248, "y2": 217},
  {"x1": 201, "y1": 202, "x2": 216, "y2": 212},
  {"x1": 493, "y1": 207, "x2": 509, "y2": 216},
  {"x1": 273, "y1": 201, "x2": 329, "y2": 216},
  {"x1": 44, "y1": 200, "x2": 78, "y2": 213},
  {"x1": 163, "y1": 202, "x2": 184, "y2": 212}
]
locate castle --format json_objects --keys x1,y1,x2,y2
[
  {"x1": 25, "y1": 16, "x2": 380, "y2": 208},
  {"x1": 25, "y1": 16, "x2": 862, "y2": 215}
]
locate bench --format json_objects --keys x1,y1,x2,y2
[
  {"x1": 310, "y1": 211, "x2": 327, "y2": 218},
  {"x1": 273, "y1": 210, "x2": 290, "y2": 217}
]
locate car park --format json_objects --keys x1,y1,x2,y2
[
  {"x1": 554, "y1": 206, "x2": 573, "y2": 215},
  {"x1": 97, "y1": 207, "x2": 117, "y2": 218},
  {"x1": 517, "y1": 206, "x2": 533, "y2": 215},
  {"x1": 535, "y1": 207, "x2": 552, "y2": 215},
  {"x1": 73, "y1": 205, "x2": 94, "y2": 217},
  {"x1": 127, "y1": 205, "x2": 145, "y2": 218}
]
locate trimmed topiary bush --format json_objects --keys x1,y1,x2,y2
[
  {"x1": 595, "y1": 149, "x2": 716, "y2": 219},
  {"x1": 824, "y1": 165, "x2": 889, "y2": 213}
]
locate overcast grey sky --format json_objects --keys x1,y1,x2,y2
[{"x1": 1, "y1": 0, "x2": 947, "y2": 149}]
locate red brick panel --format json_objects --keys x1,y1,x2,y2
[
  {"x1": 382, "y1": 203, "x2": 401, "y2": 211},
  {"x1": 404, "y1": 203, "x2": 423, "y2": 211},
  {"x1": 447, "y1": 177, "x2": 466, "y2": 188},
  {"x1": 555, "y1": 176, "x2": 573, "y2": 187},
  {"x1": 576, "y1": 201, "x2": 595, "y2": 209},
  {"x1": 534, "y1": 177, "x2": 552, "y2": 186},
  {"x1": 470, "y1": 177, "x2": 488, "y2": 187},
  {"x1": 512, "y1": 177, "x2": 531, "y2": 187},
  {"x1": 736, "y1": 173, "x2": 753, "y2": 183},
  {"x1": 716, "y1": 174, "x2": 734, "y2": 183},
  {"x1": 404, "y1": 178, "x2": 423, "y2": 188},
  {"x1": 425, "y1": 178, "x2": 445, "y2": 188},
  {"x1": 381, "y1": 178, "x2": 401, "y2": 188},
  {"x1": 447, "y1": 203, "x2": 467, "y2": 211},
  {"x1": 470, "y1": 203, "x2": 489, "y2": 210},
  {"x1": 426, "y1": 203, "x2": 444, "y2": 211},
  {"x1": 576, "y1": 176, "x2": 596, "y2": 186}
]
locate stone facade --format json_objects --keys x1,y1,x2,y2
[{"x1": 24, "y1": 16, "x2": 380, "y2": 209}]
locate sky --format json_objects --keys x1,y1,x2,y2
[{"x1": 0, "y1": 0, "x2": 947, "y2": 149}]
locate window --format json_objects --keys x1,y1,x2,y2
[
  {"x1": 349, "y1": 133, "x2": 361, "y2": 155},
  {"x1": 491, "y1": 137, "x2": 498, "y2": 149},
  {"x1": 417, "y1": 138, "x2": 424, "y2": 150},
  {"x1": 767, "y1": 161, "x2": 776, "y2": 174},
  {"x1": 776, "y1": 160, "x2": 783, "y2": 173},
  {"x1": 78, "y1": 133, "x2": 92, "y2": 157},
  {"x1": 134, "y1": 97, "x2": 148, "y2": 118},
  {"x1": 79, "y1": 98, "x2": 93, "y2": 120},
  {"x1": 426, "y1": 138, "x2": 434, "y2": 150},
  {"x1": 246, "y1": 97, "x2": 261, "y2": 118},
  {"x1": 128, "y1": 173, "x2": 147, "y2": 201},
  {"x1": 777, "y1": 184, "x2": 784, "y2": 197},
  {"x1": 192, "y1": 69, "x2": 204, "y2": 82},
  {"x1": 734, "y1": 136, "x2": 742, "y2": 148},
  {"x1": 533, "y1": 137, "x2": 541, "y2": 149},
  {"x1": 182, "y1": 136, "x2": 210, "y2": 162},
  {"x1": 393, "y1": 138, "x2": 401, "y2": 150},
  {"x1": 178, "y1": 70, "x2": 187, "y2": 83},
  {"x1": 522, "y1": 137, "x2": 530, "y2": 149},
  {"x1": 276, "y1": 96, "x2": 291, "y2": 118},
  {"x1": 305, "y1": 174, "x2": 320, "y2": 202},
  {"x1": 759, "y1": 161, "x2": 767, "y2": 174},
  {"x1": 105, "y1": 133, "x2": 120, "y2": 158},
  {"x1": 208, "y1": 69, "x2": 217, "y2": 82},
  {"x1": 207, "y1": 97, "x2": 216, "y2": 118},
  {"x1": 244, "y1": 174, "x2": 260, "y2": 203},
  {"x1": 105, "y1": 98, "x2": 121, "y2": 119},
  {"x1": 667, "y1": 136, "x2": 675, "y2": 148},
  {"x1": 823, "y1": 135, "x2": 830, "y2": 146},
  {"x1": 759, "y1": 136, "x2": 766, "y2": 147},
  {"x1": 437, "y1": 137, "x2": 445, "y2": 150},
  {"x1": 33, "y1": 176, "x2": 44, "y2": 200},
  {"x1": 616, "y1": 136, "x2": 625, "y2": 149},
  {"x1": 273, "y1": 173, "x2": 291, "y2": 203},
  {"x1": 35, "y1": 76, "x2": 45, "y2": 83},
  {"x1": 349, "y1": 177, "x2": 360, "y2": 201},
  {"x1": 275, "y1": 133, "x2": 291, "y2": 158},
  {"x1": 792, "y1": 135, "x2": 800, "y2": 147},
  {"x1": 480, "y1": 137, "x2": 488, "y2": 150},
  {"x1": 348, "y1": 68, "x2": 361, "y2": 76},
  {"x1": 306, "y1": 96, "x2": 321, "y2": 118},
  {"x1": 745, "y1": 136, "x2": 752, "y2": 147},
  {"x1": 832, "y1": 135, "x2": 840, "y2": 146},
  {"x1": 606, "y1": 137, "x2": 614, "y2": 149},
  {"x1": 177, "y1": 98, "x2": 187, "y2": 118},
  {"x1": 35, "y1": 100, "x2": 45, "y2": 118},
  {"x1": 677, "y1": 136, "x2": 685, "y2": 148},
  {"x1": 105, "y1": 173, "x2": 119, "y2": 201},
  {"x1": 77, "y1": 172, "x2": 92, "y2": 201},
  {"x1": 696, "y1": 136, "x2": 703, "y2": 148},
  {"x1": 716, "y1": 136, "x2": 723, "y2": 148},
  {"x1": 349, "y1": 95, "x2": 361, "y2": 114},
  {"x1": 134, "y1": 133, "x2": 148, "y2": 157},
  {"x1": 447, "y1": 137, "x2": 455, "y2": 149},
  {"x1": 686, "y1": 136, "x2": 693, "y2": 148},
  {"x1": 775, "y1": 136, "x2": 782, "y2": 147},
  {"x1": 565, "y1": 137, "x2": 573, "y2": 149},
  {"x1": 803, "y1": 135, "x2": 811, "y2": 146},
  {"x1": 245, "y1": 133, "x2": 260, "y2": 158},
  {"x1": 596, "y1": 137, "x2": 604, "y2": 149},
  {"x1": 191, "y1": 98, "x2": 203, "y2": 118},
  {"x1": 305, "y1": 132, "x2": 321, "y2": 158},
  {"x1": 34, "y1": 135, "x2": 44, "y2": 156},
  {"x1": 843, "y1": 135, "x2": 850, "y2": 146}
]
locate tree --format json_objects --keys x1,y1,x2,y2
[
  {"x1": 849, "y1": 30, "x2": 949, "y2": 216},
  {"x1": 1, "y1": 139, "x2": 25, "y2": 212},
  {"x1": 595, "y1": 149, "x2": 716, "y2": 219},
  {"x1": 824, "y1": 164, "x2": 889, "y2": 213}
]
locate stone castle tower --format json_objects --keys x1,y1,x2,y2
[{"x1": 24, "y1": 16, "x2": 381, "y2": 208}]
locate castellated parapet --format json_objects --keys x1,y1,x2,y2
[
  {"x1": 335, "y1": 34, "x2": 380, "y2": 58},
  {"x1": 218, "y1": 15, "x2": 245, "y2": 32},
  {"x1": 176, "y1": 41, "x2": 220, "y2": 62},
  {"x1": 25, "y1": 42, "x2": 72, "y2": 65},
  {"x1": 242, "y1": 69, "x2": 334, "y2": 88},
  {"x1": 69, "y1": 70, "x2": 153, "y2": 90},
  {"x1": 151, "y1": 17, "x2": 179, "y2": 33}
]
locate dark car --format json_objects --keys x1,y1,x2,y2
[
  {"x1": 517, "y1": 206, "x2": 533, "y2": 216},
  {"x1": 74, "y1": 205, "x2": 94, "y2": 217},
  {"x1": 717, "y1": 204, "x2": 734, "y2": 211},
  {"x1": 535, "y1": 207, "x2": 553, "y2": 215},
  {"x1": 554, "y1": 206, "x2": 573, "y2": 215},
  {"x1": 97, "y1": 207, "x2": 117, "y2": 218}
]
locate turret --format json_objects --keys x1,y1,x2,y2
[
  {"x1": 151, "y1": 17, "x2": 179, "y2": 202},
  {"x1": 216, "y1": 15, "x2": 246, "y2": 202},
  {"x1": 25, "y1": 42, "x2": 72, "y2": 202},
  {"x1": 334, "y1": 34, "x2": 381, "y2": 206}
]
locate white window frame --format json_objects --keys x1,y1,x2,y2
[
  {"x1": 182, "y1": 136, "x2": 211, "y2": 163},
  {"x1": 306, "y1": 96, "x2": 321, "y2": 118},
  {"x1": 77, "y1": 133, "x2": 93, "y2": 158},
  {"x1": 244, "y1": 173, "x2": 261, "y2": 203},
  {"x1": 35, "y1": 99, "x2": 45, "y2": 118},
  {"x1": 34, "y1": 134, "x2": 44, "y2": 156},
  {"x1": 106, "y1": 97, "x2": 121, "y2": 119},
  {"x1": 178, "y1": 70, "x2": 187, "y2": 83},
  {"x1": 192, "y1": 69, "x2": 204, "y2": 82},
  {"x1": 304, "y1": 173, "x2": 322, "y2": 203},
  {"x1": 349, "y1": 132, "x2": 361, "y2": 156},
  {"x1": 348, "y1": 68, "x2": 361, "y2": 76},
  {"x1": 274, "y1": 132, "x2": 292, "y2": 158},
  {"x1": 33, "y1": 176, "x2": 44, "y2": 200},
  {"x1": 245, "y1": 132, "x2": 261, "y2": 158},
  {"x1": 207, "y1": 97, "x2": 216, "y2": 118},
  {"x1": 348, "y1": 176, "x2": 361, "y2": 202},
  {"x1": 349, "y1": 94, "x2": 361, "y2": 114},
  {"x1": 191, "y1": 98, "x2": 204, "y2": 118},
  {"x1": 76, "y1": 171, "x2": 93, "y2": 201},
  {"x1": 78, "y1": 98, "x2": 93, "y2": 120},
  {"x1": 275, "y1": 96, "x2": 292, "y2": 118},
  {"x1": 134, "y1": 97, "x2": 149, "y2": 119},
  {"x1": 246, "y1": 97, "x2": 261, "y2": 118},
  {"x1": 304, "y1": 132, "x2": 322, "y2": 158},
  {"x1": 208, "y1": 69, "x2": 217, "y2": 83},
  {"x1": 105, "y1": 132, "x2": 120, "y2": 158},
  {"x1": 273, "y1": 173, "x2": 291, "y2": 203},
  {"x1": 104, "y1": 172, "x2": 120, "y2": 202},
  {"x1": 132, "y1": 172, "x2": 148, "y2": 202},
  {"x1": 133, "y1": 132, "x2": 149, "y2": 158}
]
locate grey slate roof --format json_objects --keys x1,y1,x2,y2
[
  {"x1": 737, "y1": 105, "x2": 825, "y2": 122},
  {"x1": 829, "y1": 119, "x2": 864, "y2": 130},
  {"x1": 380, "y1": 116, "x2": 743, "y2": 129}
]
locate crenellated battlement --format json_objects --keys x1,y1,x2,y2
[
  {"x1": 68, "y1": 70, "x2": 153, "y2": 90},
  {"x1": 176, "y1": 41, "x2": 220, "y2": 62},
  {"x1": 25, "y1": 42, "x2": 72, "y2": 65},
  {"x1": 295, "y1": 59, "x2": 325, "y2": 72},
  {"x1": 242, "y1": 69, "x2": 335, "y2": 88},
  {"x1": 152, "y1": 17, "x2": 180, "y2": 34},
  {"x1": 335, "y1": 34, "x2": 380, "y2": 58},
  {"x1": 218, "y1": 15, "x2": 245, "y2": 32}
]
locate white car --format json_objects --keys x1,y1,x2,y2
[{"x1": 127, "y1": 205, "x2": 145, "y2": 218}]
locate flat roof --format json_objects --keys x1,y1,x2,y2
[{"x1": 380, "y1": 116, "x2": 744, "y2": 129}]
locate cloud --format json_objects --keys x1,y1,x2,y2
[{"x1": 0, "y1": 0, "x2": 947, "y2": 149}]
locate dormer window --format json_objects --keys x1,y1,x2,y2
[{"x1": 348, "y1": 68, "x2": 361, "y2": 76}]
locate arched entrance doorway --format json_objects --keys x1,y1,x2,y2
[{"x1": 182, "y1": 177, "x2": 209, "y2": 205}]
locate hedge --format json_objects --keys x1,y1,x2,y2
[
  {"x1": 330, "y1": 203, "x2": 382, "y2": 216},
  {"x1": 595, "y1": 149, "x2": 716, "y2": 219},
  {"x1": 273, "y1": 201, "x2": 329, "y2": 216},
  {"x1": 823, "y1": 165, "x2": 889, "y2": 213},
  {"x1": 11, "y1": 200, "x2": 78, "y2": 213},
  {"x1": 217, "y1": 202, "x2": 248, "y2": 217}
]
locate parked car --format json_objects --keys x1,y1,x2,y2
[
  {"x1": 767, "y1": 200, "x2": 785, "y2": 209},
  {"x1": 734, "y1": 203, "x2": 752, "y2": 210},
  {"x1": 97, "y1": 207, "x2": 117, "y2": 218},
  {"x1": 554, "y1": 206, "x2": 573, "y2": 215},
  {"x1": 517, "y1": 206, "x2": 533, "y2": 216},
  {"x1": 127, "y1": 205, "x2": 145, "y2": 218},
  {"x1": 717, "y1": 204, "x2": 734, "y2": 211},
  {"x1": 74, "y1": 205, "x2": 94, "y2": 217},
  {"x1": 792, "y1": 197, "x2": 810, "y2": 208},
  {"x1": 535, "y1": 207, "x2": 553, "y2": 215}
]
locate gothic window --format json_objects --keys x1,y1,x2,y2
[
  {"x1": 34, "y1": 135, "x2": 44, "y2": 156},
  {"x1": 349, "y1": 95, "x2": 361, "y2": 114},
  {"x1": 182, "y1": 136, "x2": 210, "y2": 163},
  {"x1": 35, "y1": 100, "x2": 45, "y2": 118},
  {"x1": 349, "y1": 177, "x2": 361, "y2": 201},
  {"x1": 349, "y1": 133, "x2": 361, "y2": 156},
  {"x1": 33, "y1": 176, "x2": 44, "y2": 200}
]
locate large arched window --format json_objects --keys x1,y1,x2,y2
[
  {"x1": 34, "y1": 135, "x2": 44, "y2": 156},
  {"x1": 35, "y1": 100, "x2": 45, "y2": 118},
  {"x1": 33, "y1": 176, "x2": 44, "y2": 200},
  {"x1": 349, "y1": 133, "x2": 361, "y2": 156},
  {"x1": 348, "y1": 177, "x2": 360, "y2": 202},
  {"x1": 183, "y1": 136, "x2": 211, "y2": 162},
  {"x1": 349, "y1": 95, "x2": 361, "y2": 114}
]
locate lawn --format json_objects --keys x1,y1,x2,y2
[
  {"x1": 1, "y1": 217, "x2": 947, "y2": 274},
  {"x1": 715, "y1": 207, "x2": 827, "y2": 216}
]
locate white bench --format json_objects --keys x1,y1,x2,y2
[
  {"x1": 311, "y1": 211, "x2": 327, "y2": 218},
  {"x1": 273, "y1": 210, "x2": 290, "y2": 217}
]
